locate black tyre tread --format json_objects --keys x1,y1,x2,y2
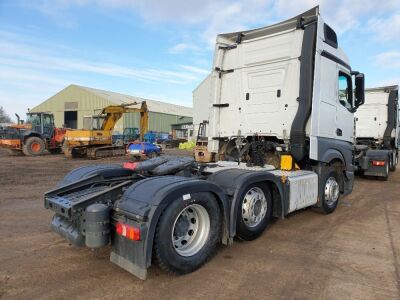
[
  {"x1": 389, "y1": 153, "x2": 397, "y2": 172},
  {"x1": 22, "y1": 137, "x2": 45, "y2": 156},
  {"x1": 313, "y1": 166, "x2": 340, "y2": 214},
  {"x1": 235, "y1": 183, "x2": 272, "y2": 241},
  {"x1": 153, "y1": 192, "x2": 221, "y2": 275},
  {"x1": 381, "y1": 161, "x2": 389, "y2": 181}
]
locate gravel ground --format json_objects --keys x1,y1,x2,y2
[{"x1": 0, "y1": 149, "x2": 399, "y2": 299}]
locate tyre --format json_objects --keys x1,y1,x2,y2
[
  {"x1": 154, "y1": 192, "x2": 221, "y2": 275},
  {"x1": 317, "y1": 167, "x2": 340, "y2": 214},
  {"x1": 381, "y1": 158, "x2": 389, "y2": 181},
  {"x1": 22, "y1": 137, "x2": 46, "y2": 156},
  {"x1": 389, "y1": 152, "x2": 397, "y2": 172},
  {"x1": 236, "y1": 183, "x2": 272, "y2": 241}
]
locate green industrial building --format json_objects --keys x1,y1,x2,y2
[{"x1": 30, "y1": 84, "x2": 193, "y2": 134}]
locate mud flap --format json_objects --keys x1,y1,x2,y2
[
  {"x1": 110, "y1": 233, "x2": 148, "y2": 280},
  {"x1": 110, "y1": 251, "x2": 147, "y2": 280}
]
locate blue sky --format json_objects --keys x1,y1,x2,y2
[{"x1": 0, "y1": 0, "x2": 399, "y2": 121}]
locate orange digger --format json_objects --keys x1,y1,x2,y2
[{"x1": 0, "y1": 112, "x2": 66, "y2": 156}]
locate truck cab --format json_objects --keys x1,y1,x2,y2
[
  {"x1": 196, "y1": 6, "x2": 364, "y2": 193},
  {"x1": 354, "y1": 85, "x2": 399, "y2": 179},
  {"x1": 45, "y1": 6, "x2": 365, "y2": 280}
]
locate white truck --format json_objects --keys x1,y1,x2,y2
[
  {"x1": 44, "y1": 6, "x2": 365, "y2": 280},
  {"x1": 354, "y1": 85, "x2": 399, "y2": 180}
]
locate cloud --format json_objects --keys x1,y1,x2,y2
[
  {"x1": 0, "y1": 30, "x2": 205, "y2": 85},
  {"x1": 19, "y1": 0, "x2": 400, "y2": 52},
  {"x1": 19, "y1": 0, "x2": 273, "y2": 47},
  {"x1": 367, "y1": 13, "x2": 400, "y2": 42},
  {"x1": 180, "y1": 65, "x2": 209, "y2": 75},
  {"x1": 374, "y1": 51, "x2": 400, "y2": 69},
  {"x1": 374, "y1": 77, "x2": 400, "y2": 87},
  {"x1": 169, "y1": 43, "x2": 201, "y2": 54},
  {"x1": 272, "y1": 0, "x2": 400, "y2": 35}
]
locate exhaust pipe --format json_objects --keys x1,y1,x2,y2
[{"x1": 15, "y1": 113, "x2": 20, "y2": 124}]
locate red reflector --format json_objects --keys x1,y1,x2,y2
[
  {"x1": 372, "y1": 160, "x2": 385, "y2": 166},
  {"x1": 123, "y1": 162, "x2": 138, "y2": 170},
  {"x1": 116, "y1": 223, "x2": 123, "y2": 235},
  {"x1": 115, "y1": 222, "x2": 140, "y2": 241}
]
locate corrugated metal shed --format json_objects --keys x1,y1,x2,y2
[{"x1": 31, "y1": 84, "x2": 193, "y2": 133}]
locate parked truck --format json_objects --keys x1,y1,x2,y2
[
  {"x1": 354, "y1": 85, "x2": 399, "y2": 180},
  {"x1": 44, "y1": 7, "x2": 365, "y2": 280}
]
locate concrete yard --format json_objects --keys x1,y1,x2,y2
[{"x1": 0, "y1": 150, "x2": 399, "y2": 299}]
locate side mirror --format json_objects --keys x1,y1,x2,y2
[{"x1": 354, "y1": 73, "x2": 365, "y2": 108}]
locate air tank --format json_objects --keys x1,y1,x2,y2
[{"x1": 85, "y1": 203, "x2": 110, "y2": 248}]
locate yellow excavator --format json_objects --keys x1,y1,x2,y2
[{"x1": 63, "y1": 102, "x2": 148, "y2": 159}]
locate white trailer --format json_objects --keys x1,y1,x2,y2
[
  {"x1": 354, "y1": 85, "x2": 399, "y2": 179},
  {"x1": 45, "y1": 6, "x2": 365, "y2": 279}
]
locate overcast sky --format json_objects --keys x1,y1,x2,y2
[{"x1": 0, "y1": 0, "x2": 399, "y2": 121}]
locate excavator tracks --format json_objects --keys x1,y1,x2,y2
[{"x1": 86, "y1": 145, "x2": 126, "y2": 159}]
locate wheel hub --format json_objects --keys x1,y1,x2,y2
[
  {"x1": 242, "y1": 187, "x2": 267, "y2": 228},
  {"x1": 324, "y1": 177, "x2": 339, "y2": 206},
  {"x1": 174, "y1": 215, "x2": 190, "y2": 237},
  {"x1": 172, "y1": 204, "x2": 210, "y2": 257},
  {"x1": 31, "y1": 142, "x2": 41, "y2": 152}
]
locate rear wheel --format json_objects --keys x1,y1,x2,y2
[
  {"x1": 381, "y1": 159, "x2": 389, "y2": 181},
  {"x1": 22, "y1": 137, "x2": 46, "y2": 156},
  {"x1": 154, "y1": 192, "x2": 221, "y2": 275},
  {"x1": 236, "y1": 183, "x2": 272, "y2": 241},
  {"x1": 389, "y1": 152, "x2": 397, "y2": 172},
  {"x1": 317, "y1": 167, "x2": 340, "y2": 214}
]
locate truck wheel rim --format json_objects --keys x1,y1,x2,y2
[
  {"x1": 31, "y1": 142, "x2": 41, "y2": 152},
  {"x1": 172, "y1": 204, "x2": 210, "y2": 257},
  {"x1": 324, "y1": 177, "x2": 339, "y2": 206},
  {"x1": 242, "y1": 187, "x2": 267, "y2": 228}
]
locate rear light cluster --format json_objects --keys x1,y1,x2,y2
[
  {"x1": 116, "y1": 222, "x2": 141, "y2": 241},
  {"x1": 372, "y1": 160, "x2": 386, "y2": 166}
]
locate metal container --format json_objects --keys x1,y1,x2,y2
[{"x1": 85, "y1": 203, "x2": 110, "y2": 248}]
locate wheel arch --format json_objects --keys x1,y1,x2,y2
[
  {"x1": 115, "y1": 176, "x2": 231, "y2": 269},
  {"x1": 23, "y1": 132, "x2": 44, "y2": 143},
  {"x1": 207, "y1": 169, "x2": 285, "y2": 238},
  {"x1": 320, "y1": 148, "x2": 346, "y2": 166}
]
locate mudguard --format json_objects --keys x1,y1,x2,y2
[
  {"x1": 113, "y1": 176, "x2": 230, "y2": 271},
  {"x1": 362, "y1": 149, "x2": 391, "y2": 177},
  {"x1": 366, "y1": 149, "x2": 391, "y2": 159},
  {"x1": 207, "y1": 169, "x2": 285, "y2": 237},
  {"x1": 57, "y1": 164, "x2": 133, "y2": 187},
  {"x1": 319, "y1": 148, "x2": 346, "y2": 166}
]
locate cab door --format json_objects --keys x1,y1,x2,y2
[
  {"x1": 42, "y1": 114, "x2": 54, "y2": 139},
  {"x1": 335, "y1": 70, "x2": 354, "y2": 142}
]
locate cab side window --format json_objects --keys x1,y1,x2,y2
[
  {"x1": 43, "y1": 115, "x2": 53, "y2": 126},
  {"x1": 338, "y1": 72, "x2": 353, "y2": 110}
]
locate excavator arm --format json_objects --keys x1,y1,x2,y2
[{"x1": 101, "y1": 102, "x2": 148, "y2": 139}]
